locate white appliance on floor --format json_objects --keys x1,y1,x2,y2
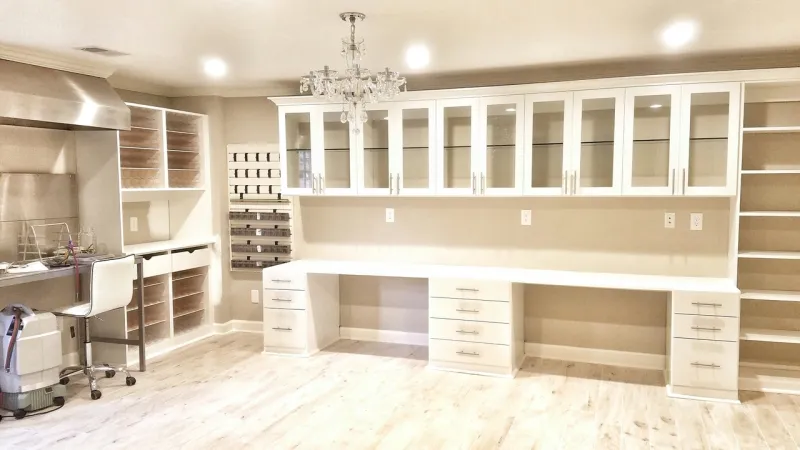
[{"x1": 0, "y1": 306, "x2": 66, "y2": 418}]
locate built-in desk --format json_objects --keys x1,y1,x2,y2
[{"x1": 262, "y1": 260, "x2": 740, "y2": 402}]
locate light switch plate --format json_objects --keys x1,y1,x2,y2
[
  {"x1": 130, "y1": 216, "x2": 138, "y2": 232},
  {"x1": 690, "y1": 213, "x2": 703, "y2": 231},
  {"x1": 521, "y1": 210, "x2": 532, "y2": 226},
  {"x1": 664, "y1": 212, "x2": 675, "y2": 229},
  {"x1": 250, "y1": 290, "x2": 259, "y2": 304},
  {"x1": 386, "y1": 208, "x2": 395, "y2": 223}
]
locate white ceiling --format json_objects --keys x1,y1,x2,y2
[{"x1": 1, "y1": 0, "x2": 798, "y2": 93}]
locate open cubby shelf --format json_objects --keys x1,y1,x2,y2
[{"x1": 741, "y1": 290, "x2": 800, "y2": 302}]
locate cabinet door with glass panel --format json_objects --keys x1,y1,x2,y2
[
  {"x1": 436, "y1": 98, "x2": 480, "y2": 195},
  {"x1": 318, "y1": 104, "x2": 359, "y2": 196},
  {"x1": 523, "y1": 92, "x2": 573, "y2": 196},
  {"x1": 392, "y1": 101, "x2": 436, "y2": 196},
  {"x1": 622, "y1": 85, "x2": 681, "y2": 196},
  {"x1": 279, "y1": 105, "x2": 317, "y2": 196},
  {"x1": 571, "y1": 89, "x2": 625, "y2": 196},
  {"x1": 479, "y1": 96, "x2": 524, "y2": 196},
  {"x1": 678, "y1": 83, "x2": 741, "y2": 196},
  {"x1": 356, "y1": 104, "x2": 392, "y2": 195}
]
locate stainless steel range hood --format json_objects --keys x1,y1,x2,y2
[{"x1": 0, "y1": 59, "x2": 130, "y2": 130}]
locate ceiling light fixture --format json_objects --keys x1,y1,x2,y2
[
  {"x1": 650, "y1": 104, "x2": 663, "y2": 109},
  {"x1": 505, "y1": 108, "x2": 516, "y2": 112},
  {"x1": 661, "y1": 20, "x2": 698, "y2": 49},
  {"x1": 405, "y1": 45, "x2": 430, "y2": 70},
  {"x1": 203, "y1": 58, "x2": 227, "y2": 78},
  {"x1": 301, "y1": 12, "x2": 407, "y2": 133}
]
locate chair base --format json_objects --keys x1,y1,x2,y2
[{"x1": 60, "y1": 363, "x2": 136, "y2": 400}]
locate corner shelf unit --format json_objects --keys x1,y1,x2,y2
[
  {"x1": 737, "y1": 81, "x2": 800, "y2": 394},
  {"x1": 227, "y1": 144, "x2": 293, "y2": 271}
]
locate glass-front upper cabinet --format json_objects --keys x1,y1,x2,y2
[
  {"x1": 523, "y1": 92, "x2": 573, "y2": 196},
  {"x1": 478, "y1": 96, "x2": 524, "y2": 196},
  {"x1": 622, "y1": 86, "x2": 681, "y2": 196},
  {"x1": 571, "y1": 89, "x2": 625, "y2": 195},
  {"x1": 279, "y1": 106, "x2": 316, "y2": 196},
  {"x1": 394, "y1": 101, "x2": 436, "y2": 196},
  {"x1": 356, "y1": 105, "x2": 391, "y2": 195},
  {"x1": 319, "y1": 105, "x2": 358, "y2": 195},
  {"x1": 436, "y1": 98, "x2": 479, "y2": 195},
  {"x1": 679, "y1": 83, "x2": 741, "y2": 196}
]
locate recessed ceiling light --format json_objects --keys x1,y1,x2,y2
[
  {"x1": 203, "y1": 58, "x2": 227, "y2": 78},
  {"x1": 650, "y1": 104, "x2": 663, "y2": 109},
  {"x1": 661, "y1": 21, "x2": 698, "y2": 49},
  {"x1": 405, "y1": 45, "x2": 430, "y2": 70},
  {"x1": 505, "y1": 108, "x2": 516, "y2": 112}
]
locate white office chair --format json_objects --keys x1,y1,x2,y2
[{"x1": 53, "y1": 255, "x2": 137, "y2": 400}]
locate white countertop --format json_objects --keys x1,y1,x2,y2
[
  {"x1": 123, "y1": 237, "x2": 217, "y2": 255},
  {"x1": 264, "y1": 259, "x2": 739, "y2": 293}
]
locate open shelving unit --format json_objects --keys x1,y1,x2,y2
[{"x1": 737, "y1": 81, "x2": 800, "y2": 393}]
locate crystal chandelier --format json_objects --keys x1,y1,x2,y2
[{"x1": 300, "y1": 12, "x2": 407, "y2": 133}]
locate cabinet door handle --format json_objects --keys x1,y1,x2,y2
[
  {"x1": 320, "y1": 175, "x2": 325, "y2": 193},
  {"x1": 481, "y1": 172, "x2": 485, "y2": 195},
  {"x1": 389, "y1": 173, "x2": 393, "y2": 195},
  {"x1": 272, "y1": 327, "x2": 293, "y2": 332},
  {"x1": 562, "y1": 170, "x2": 567, "y2": 195},
  {"x1": 691, "y1": 326, "x2": 721, "y2": 332},
  {"x1": 312, "y1": 174, "x2": 317, "y2": 194},
  {"x1": 472, "y1": 172, "x2": 476, "y2": 195},
  {"x1": 456, "y1": 330, "x2": 479, "y2": 335},
  {"x1": 456, "y1": 350, "x2": 480, "y2": 356},
  {"x1": 271, "y1": 279, "x2": 292, "y2": 283},
  {"x1": 572, "y1": 171, "x2": 577, "y2": 195},
  {"x1": 455, "y1": 288, "x2": 479, "y2": 292},
  {"x1": 682, "y1": 168, "x2": 687, "y2": 195},
  {"x1": 671, "y1": 169, "x2": 675, "y2": 195},
  {"x1": 272, "y1": 298, "x2": 292, "y2": 302},
  {"x1": 691, "y1": 362, "x2": 720, "y2": 369},
  {"x1": 456, "y1": 308, "x2": 480, "y2": 313},
  {"x1": 396, "y1": 174, "x2": 400, "y2": 195},
  {"x1": 691, "y1": 302, "x2": 723, "y2": 307}
]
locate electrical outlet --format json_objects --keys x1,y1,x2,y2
[
  {"x1": 250, "y1": 290, "x2": 260, "y2": 304},
  {"x1": 664, "y1": 212, "x2": 675, "y2": 229},
  {"x1": 385, "y1": 208, "x2": 395, "y2": 223},
  {"x1": 690, "y1": 213, "x2": 703, "y2": 231},
  {"x1": 130, "y1": 216, "x2": 138, "y2": 232},
  {"x1": 521, "y1": 210, "x2": 532, "y2": 226}
]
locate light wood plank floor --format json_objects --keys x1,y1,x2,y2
[{"x1": 4, "y1": 333, "x2": 799, "y2": 449}]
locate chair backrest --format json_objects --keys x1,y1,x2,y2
[{"x1": 87, "y1": 255, "x2": 135, "y2": 317}]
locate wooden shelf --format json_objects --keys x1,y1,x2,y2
[
  {"x1": 166, "y1": 130, "x2": 197, "y2": 135},
  {"x1": 168, "y1": 149, "x2": 200, "y2": 153},
  {"x1": 172, "y1": 272, "x2": 206, "y2": 282},
  {"x1": 133, "y1": 280, "x2": 166, "y2": 289},
  {"x1": 741, "y1": 170, "x2": 800, "y2": 175},
  {"x1": 743, "y1": 126, "x2": 800, "y2": 134},
  {"x1": 123, "y1": 237, "x2": 215, "y2": 255},
  {"x1": 738, "y1": 251, "x2": 800, "y2": 260},
  {"x1": 741, "y1": 289, "x2": 800, "y2": 302},
  {"x1": 741, "y1": 328, "x2": 800, "y2": 344},
  {"x1": 739, "y1": 211, "x2": 800, "y2": 217},
  {"x1": 173, "y1": 307, "x2": 205, "y2": 319},
  {"x1": 130, "y1": 126, "x2": 160, "y2": 132},
  {"x1": 173, "y1": 290, "x2": 204, "y2": 301},
  {"x1": 126, "y1": 298, "x2": 166, "y2": 312},
  {"x1": 120, "y1": 146, "x2": 160, "y2": 151},
  {"x1": 127, "y1": 318, "x2": 167, "y2": 333},
  {"x1": 739, "y1": 365, "x2": 800, "y2": 395}
]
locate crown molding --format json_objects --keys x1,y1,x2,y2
[{"x1": 0, "y1": 42, "x2": 116, "y2": 78}]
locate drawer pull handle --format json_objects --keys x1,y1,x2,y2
[
  {"x1": 456, "y1": 330, "x2": 479, "y2": 335},
  {"x1": 691, "y1": 302, "x2": 722, "y2": 307},
  {"x1": 456, "y1": 350, "x2": 480, "y2": 357},
  {"x1": 691, "y1": 362, "x2": 720, "y2": 369},
  {"x1": 271, "y1": 279, "x2": 292, "y2": 283},
  {"x1": 272, "y1": 327, "x2": 293, "y2": 332},
  {"x1": 691, "y1": 326, "x2": 721, "y2": 332},
  {"x1": 272, "y1": 298, "x2": 292, "y2": 302},
  {"x1": 456, "y1": 288, "x2": 479, "y2": 292},
  {"x1": 456, "y1": 308, "x2": 480, "y2": 313}
]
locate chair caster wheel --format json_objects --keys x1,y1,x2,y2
[
  {"x1": 126, "y1": 376, "x2": 136, "y2": 386},
  {"x1": 13, "y1": 409, "x2": 26, "y2": 420},
  {"x1": 90, "y1": 390, "x2": 102, "y2": 400},
  {"x1": 105, "y1": 369, "x2": 116, "y2": 378},
  {"x1": 59, "y1": 377, "x2": 70, "y2": 385},
  {"x1": 53, "y1": 396, "x2": 65, "y2": 407}
]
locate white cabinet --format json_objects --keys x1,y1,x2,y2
[
  {"x1": 523, "y1": 92, "x2": 573, "y2": 195},
  {"x1": 320, "y1": 105, "x2": 358, "y2": 195},
  {"x1": 279, "y1": 105, "x2": 316, "y2": 196},
  {"x1": 436, "y1": 98, "x2": 480, "y2": 195},
  {"x1": 571, "y1": 89, "x2": 625, "y2": 196}
]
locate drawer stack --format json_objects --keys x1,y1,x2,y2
[
  {"x1": 262, "y1": 270, "x2": 339, "y2": 356},
  {"x1": 428, "y1": 278, "x2": 524, "y2": 377},
  {"x1": 668, "y1": 290, "x2": 740, "y2": 401}
]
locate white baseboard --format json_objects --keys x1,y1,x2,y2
[
  {"x1": 524, "y1": 342, "x2": 665, "y2": 371},
  {"x1": 339, "y1": 327, "x2": 428, "y2": 346},
  {"x1": 214, "y1": 320, "x2": 262, "y2": 334}
]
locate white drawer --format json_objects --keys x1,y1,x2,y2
[
  {"x1": 263, "y1": 289, "x2": 307, "y2": 310},
  {"x1": 171, "y1": 248, "x2": 210, "y2": 272},
  {"x1": 429, "y1": 278, "x2": 510, "y2": 302},
  {"x1": 429, "y1": 339, "x2": 511, "y2": 368},
  {"x1": 673, "y1": 291, "x2": 739, "y2": 317},
  {"x1": 263, "y1": 270, "x2": 307, "y2": 291},
  {"x1": 429, "y1": 318, "x2": 511, "y2": 345},
  {"x1": 671, "y1": 338, "x2": 738, "y2": 391},
  {"x1": 673, "y1": 314, "x2": 739, "y2": 342},
  {"x1": 141, "y1": 254, "x2": 171, "y2": 278},
  {"x1": 429, "y1": 297, "x2": 510, "y2": 323},
  {"x1": 263, "y1": 309, "x2": 307, "y2": 350}
]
